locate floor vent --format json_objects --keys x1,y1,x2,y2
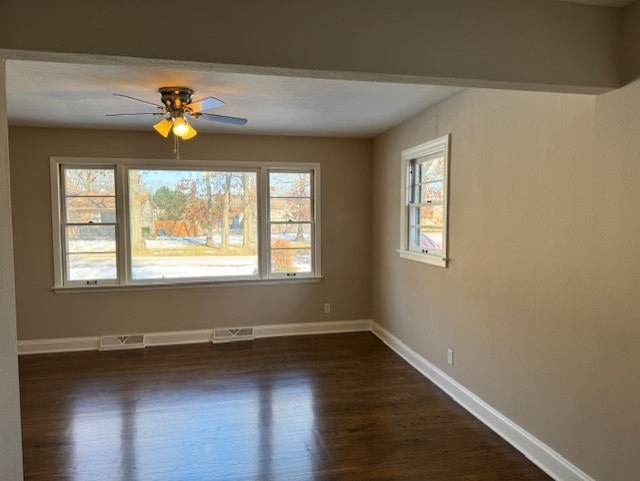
[
  {"x1": 213, "y1": 327, "x2": 255, "y2": 343},
  {"x1": 99, "y1": 334, "x2": 146, "y2": 351}
]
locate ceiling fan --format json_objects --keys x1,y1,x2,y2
[{"x1": 107, "y1": 86, "x2": 247, "y2": 148}]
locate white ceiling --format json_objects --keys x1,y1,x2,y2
[{"x1": 6, "y1": 60, "x2": 464, "y2": 139}]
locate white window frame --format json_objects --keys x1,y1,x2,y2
[
  {"x1": 50, "y1": 157, "x2": 322, "y2": 290},
  {"x1": 398, "y1": 134, "x2": 450, "y2": 268},
  {"x1": 54, "y1": 164, "x2": 121, "y2": 287},
  {"x1": 266, "y1": 168, "x2": 320, "y2": 279}
]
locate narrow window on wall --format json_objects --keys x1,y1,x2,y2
[
  {"x1": 267, "y1": 170, "x2": 315, "y2": 277},
  {"x1": 399, "y1": 135, "x2": 450, "y2": 267},
  {"x1": 60, "y1": 166, "x2": 119, "y2": 285}
]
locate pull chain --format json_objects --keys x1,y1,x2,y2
[{"x1": 173, "y1": 134, "x2": 181, "y2": 159}]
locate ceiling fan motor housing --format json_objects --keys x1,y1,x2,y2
[{"x1": 159, "y1": 87, "x2": 194, "y2": 113}]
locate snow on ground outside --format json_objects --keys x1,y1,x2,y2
[{"x1": 67, "y1": 235, "x2": 311, "y2": 281}]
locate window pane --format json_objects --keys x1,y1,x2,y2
[
  {"x1": 419, "y1": 228, "x2": 443, "y2": 252},
  {"x1": 270, "y1": 247, "x2": 312, "y2": 273},
  {"x1": 64, "y1": 168, "x2": 115, "y2": 195},
  {"x1": 65, "y1": 197, "x2": 116, "y2": 223},
  {"x1": 270, "y1": 198, "x2": 311, "y2": 222},
  {"x1": 408, "y1": 227, "x2": 443, "y2": 252},
  {"x1": 409, "y1": 226, "x2": 420, "y2": 249},
  {"x1": 65, "y1": 225, "x2": 116, "y2": 253},
  {"x1": 410, "y1": 205, "x2": 444, "y2": 229},
  {"x1": 270, "y1": 224, "x2": 311, "y2": 248},
  {"x1": 419, "y1": 181, "x2": 444, "y2": 204},
  {"x1": 128, "y1": 169, "x2": 258, "y2": 280},
  {"x1": 66, "y1": 253, "x2": 117, "y2": 281},
  {"x1": 418, "y1": 156, "x2": 445, "y2": 183},
  {"x1": 269, "y1": 172, "x2": 311, "y2": 197}
]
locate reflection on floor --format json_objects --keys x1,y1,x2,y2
[{"x1": 19, "y1": 332, "x2": 552, "y2": 481}]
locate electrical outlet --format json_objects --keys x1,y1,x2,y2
[
  {"x1": 323, "y1": 303, "x2": 331, "y2": 314},
  {"x1": 447, "y1": 348, "x2": 454, "y2": 366}
]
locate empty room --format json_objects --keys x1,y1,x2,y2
[{"x1": 0, "y1": 1, "x2": 638, "y2": 480}]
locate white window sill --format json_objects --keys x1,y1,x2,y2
[
  {"x1": 397, "y1": 249, "x2": 447, "y2": 268},
  {"x1": 53, "y1": 276, "x2": 324, "y2": 293}
]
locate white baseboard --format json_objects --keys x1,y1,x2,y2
[
  {"x1": 145, "y1": 329, "x2": 213, "y2": 346},
  {"x1": 17, "y1": 319, "x2": 372, "y2": 355},
  {"x1": 370, "y1": 321, "x2": 595, "y2": 481},
  {"x1": 18, "y1": 336, "x2": 100, "y2": 354},
  {"x1": 255, "y1": 319, "x2": 370, "y2": 338}
]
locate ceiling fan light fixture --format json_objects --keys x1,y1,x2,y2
[
  {"x1": 172, "y1": 116, "x2": 190, "y2": 137},
  {"x1": 182, "y1": 123, "x2": 197, "y2": 140},
  {"x1": 153, "y1": 118, "x2": 172, "y2": 138}
]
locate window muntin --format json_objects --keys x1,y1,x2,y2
[
  {"x1": 400, "y1": 135, "x2": 449, "y2": 267},
  {"x1": 60, "y1": 166, "x2": 118, "y2": 284},
  {"x1": 52, "y1": 159, "x2": 320, "y2": 288},
  {"x1": 268, "y1": 171, "x2": 314, "y2": 276}
]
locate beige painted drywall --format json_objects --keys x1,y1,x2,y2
[
  {"x1": 371, "y1": 84, "x2": 640, "y2": 481},
  {"x1": 9, "y1": 128, "x2": 371, "y2": 340},
  {"x1": 622, "y1": 1, "x2": 640, "y2": 83},
  {"x1": 0, "y1": 0, "x2": 621, "y2": 92},
  {"x1": 0, "y1": 60, "x2": 24, "y2": 481}
]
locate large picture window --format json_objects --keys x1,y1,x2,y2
[
  {"x1": 128, "y1": 169, "x2": 259, "y2": 281},
  {"x1": 51, "y1": 159, "x2": 320, "y2": 288}
]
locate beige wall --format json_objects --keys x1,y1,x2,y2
[
  {"x1": 9, "y1": 128, "x2": 371, "y2": 340},
  {"x1": 0, "y1": 60, "x2": 23, "y2": 480},
  {"x1": 0, "y1": 0, "x2": 621, "y2": 92},
  {"x1": 622, "y1": 1, "x2": 640, "y2": 84},
  {"x1": 371, "y1": 84, "x2": 640, "y2": 481}
]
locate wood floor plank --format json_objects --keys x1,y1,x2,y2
[{"x1": 19, "y1": 332, "x2": 552, "y2": 481}]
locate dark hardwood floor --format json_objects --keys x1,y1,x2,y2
[{"x1": 19, "y1": 332, "x2": 552, "y2": 481}]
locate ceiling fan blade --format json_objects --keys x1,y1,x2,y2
[
  {"x1": 188, "y1": 96, "x2": 225, "y2": 112},
  {"x1": 113, "y1": 93, "x2": 161, "y2": 108},
  {"x1": 106, "y1": 112, "x2": 164, "y2": 116},
  {"x1": 198, "y1": 113, "x2": 248, "y2": 126}
]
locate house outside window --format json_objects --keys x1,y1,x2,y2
[
  {"x1": 398, "y1": 134, "x2": 450, "y2": 267},
  {"x1": 50, "y1": 158, "x2": 321, "y2": 289}
]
